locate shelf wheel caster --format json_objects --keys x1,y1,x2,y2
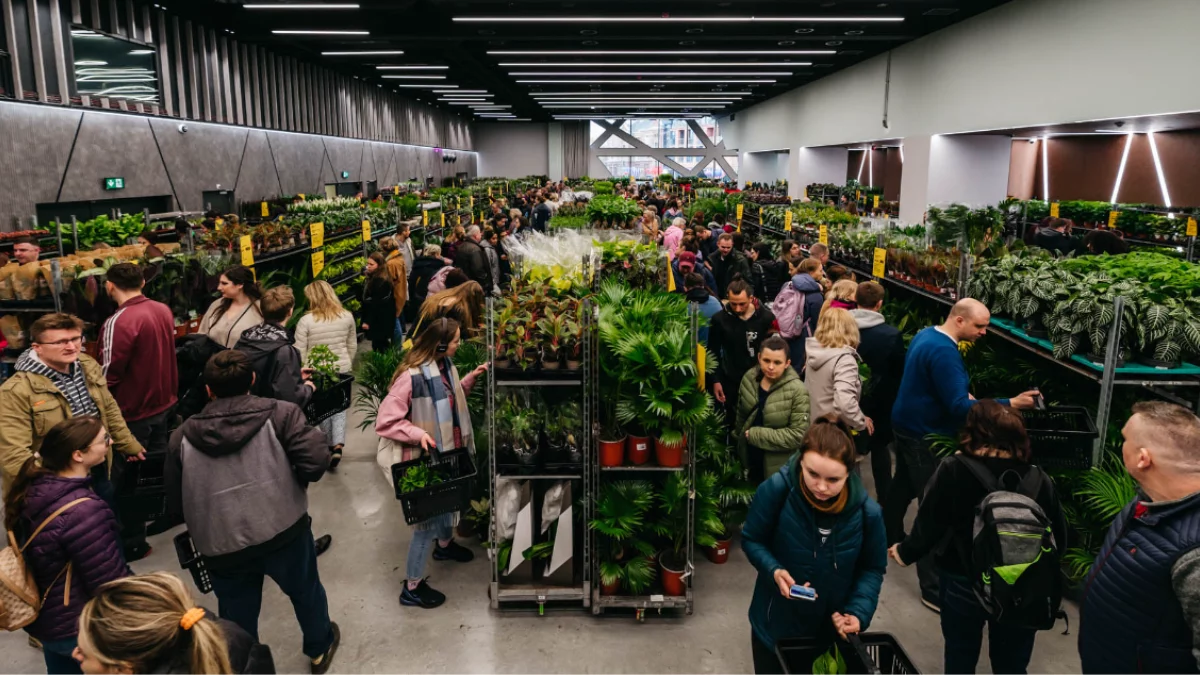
[{"x1": 635, "y1": 608, "x2": 645, "y2": 623}]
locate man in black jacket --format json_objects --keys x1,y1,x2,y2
[
  {"x1": 710, "y1": 233, "x2": 752, "y2": 298},
  {"x1": 850, "y1": 281, "x2": 906, "y2": 508},
  {"x1": 709, "y1": 279, "x2": 776, "y2": 432},
  {"x1": 234, "y1": 286, "x2": 315, "y2": 408},
  {"x1": 454, "y1": 225, "x2": 494, "y2": 291},
  {"x1": 1033, "y1": 217, "x2": 1080, "y2": 256},
  {"x1": 166, "y1": 350, "x2": 340, "y2": 675},
  {"x1": 531, "y1": 195, "x2": 552, "y2": 233}
]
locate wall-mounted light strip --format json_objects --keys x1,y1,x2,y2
[
  {"x1": 899, "y1": 144, "x2": 904, "y2": 164},
  {"x1": 245, "y1": 3, "x2": 360, "y2": 8},
  {"x1": 322, "y1": 50, "x2": 403, "y2": 55},
  {"x1": 459, "y1": 16, "x2": 902, "y2": 23},
  {"x1": 1041, "y1": 136, "x2": 1050, "y2": 202},
  {"x1": 500, "y1": 62, "x2": 810, "y2": 67},
  {"x1": 491, "y1": 50, "x2": 834, "y2": 55},
  {"x1": 376, "y1": 65, "x2": 449, "y2": 70},
  {"x1": 1147, "y1": 131, "x2": 1172, "y2": 208},
  {"x1": 518, "y1": 79, "x2": 775, "y2": 84},
  {"x1": 272, "y1": 30, "x2": 369, "y2": 34},
  {"x1": 509, "y1": 71, "x2": 791, "y2": 76},
  {"x1": 868, "y1": 148, "x2": 873, "y2": 187},
  {"x1": 1110, "y1": 132, "x2": 1134, "y2": 204}
]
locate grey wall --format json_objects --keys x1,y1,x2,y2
[
  {"x1": 739, "y1": 151, "x2": 790, "y2": 187},
  {"x1": 475, "y1": 123, "x2": 549, "y2": 178},
  {"x1": 0, "y1": 101, "x2": 478, "y2": 228}
]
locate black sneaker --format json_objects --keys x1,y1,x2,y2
[
  {"x1": 432, "y1": 539, "x2": 474, "y2": 563},
  {"x1": 310, "y1": 621, "x2": 340, "y2": 674},
  {"x1": 400, "y1": 578, "x2": 446, "y2": 608},
  {"x1": 315, "y1": 534, "x2": 332, "y2": 557}
]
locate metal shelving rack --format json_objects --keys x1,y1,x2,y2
[
  {"x1": 486, "y1": 296, "x2": 594, "y2": 612},
  {"x1": 590, "y1": 305, "x2": 698, "y2": 620}
]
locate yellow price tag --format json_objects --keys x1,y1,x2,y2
[
  {"x1": 215, "y1": 217, "x2": 224, "y2": 227},
  {"x1": 310, "y1": 222, "x2": 324, "y2": 248},
  {"x1": 736, "y1": 203, "x2": 744, "y2": 223},
  {"x1": 873, "y1": 248, "x2": 887, "y2": 278},
  {"x1": 239, "y1": 235, "x2": 254, "y2": 267},
  {"x1": 1108, "y1": 211, "x2": 1120, "y2": 228},
  {"x1": 440, "y1": 211, "x2": 445, "y2": 227},
  {"x1": 873, "y1": 195, "x2": 880, "y2": 209},
  {"x1": 803, "y1": 186, "x2": 808, "y2": 201},
  {"x1": 758, "y1": 207, "x2": 763, "y2": 220},
  {"x1": 665, "y1": 251, "x2": 676, "y2": 292},
  {"x1": 260, "y1": 202, "x2": 269, "y2": 218},
  {"x1": 393, "y1": 185, "x2": 399, "y2": 195},
  {"x1": 311, "y1": 251, "x2": 324, "y2": 277},
  {"x1": 423, "y1": 210, "x2": 429, "y2": 226},
  {"x1": 1188, "y1": 217, "x2": 1198, "y2": 237},
  {"x1": 819, "y1": 224, "x2": 829, "y2": 246},
  {"x1": 362, "y1": 220, "x2": 371, "y2": 242},
  {"x1": 470, "y1": 195, "x2": 474, "y2": 210},
  {"x1": 1049, "y1": 202, "x2": 1059, "y2": 218},
  {"x1": 214, "y1": 220, "x2": 222, "y2": 231},
  {"x1": 784, "y1": 211, "x2": 794, "y2": 232},
  {"x1": 298, "y1": 193, "x2": 305, "y2": 201},
  {"x1": 856, "y1": 190, "x2": 862, "y2": 201},
  {"x1": 696, "y1": 344, "x2": 707, "y2": 390},
  {"x1": 488, "y1": 187, "x2": 492, "y2": 197}
]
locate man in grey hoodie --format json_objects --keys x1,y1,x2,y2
[
  {"x1": 849, "y1": 281, "x2": 906, "y2": 508},
  {"x1": 166, "y1": 350, "x2": 340, "y2": 674}
]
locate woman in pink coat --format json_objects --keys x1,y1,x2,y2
[
  {"x1": 663, "y1": 217, "x2": 686, "y2": 257},
  {"x1": 375, "y1": 317, "x2": 488, "y2": 610}
]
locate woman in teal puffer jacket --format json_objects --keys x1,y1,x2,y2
[
  {"x1": 736, "y1": 335, "x2": 811, "y2": 485},
  {"x1": 742, "y1": 416, "x2": 888, "y2": 674}
]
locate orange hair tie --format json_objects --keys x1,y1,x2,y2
[{"x1": 179, "y1": 607, "x2": 205, "y2": 631}]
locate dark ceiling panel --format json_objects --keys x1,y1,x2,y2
[{"x1": 170, "y1": 0, "x2": 1012, "y2": 122}]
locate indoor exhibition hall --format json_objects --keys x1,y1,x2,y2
[{"x1": 0, "y1": 0, "x2": 1197, "y2": 673}]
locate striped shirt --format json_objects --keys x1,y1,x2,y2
[{"x1": 15, "y1": 350, "x2": 100, "y2": 418}]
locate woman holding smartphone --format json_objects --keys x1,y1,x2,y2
[{"x1": 741, "y1": 416, "x2": 888, "y2": 674}]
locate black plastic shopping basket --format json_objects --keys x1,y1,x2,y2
[
  {"x1": 1022, "y1": 405, "x2": 1099, "y2": 470},
  {"x1": 776, "y1": 633, "x2": 919, "y2": 674},
  {"x1": 391, "y1": 449, "x2": 476, "y2": 525}
]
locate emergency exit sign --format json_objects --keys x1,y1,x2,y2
[{"x1": 104, "y1": 177, "x2": 125, "y2": 190}]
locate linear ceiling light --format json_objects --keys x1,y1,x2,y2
[
  {"x1": 509, "y1": 71, "x2": 791, "y2": 76},
  {"x1": 1147, "y1": 131, "x2": 1172, "y2": 208},
  {"x1": 537, "y1": 99, "x2": 735, "y2": 104},
  {"x1": 322, "y1": 50, "x2": 403, "y2": 55},
  {"x1": 376, "y1": 65, "x2": 448, "y2": 70},
  {"x1": 245, "y1": 3, "x2": 360, "y2": 8},
  {"x1": 1041, "y1": 136, "x2": 1050, "y2": 202},
  {"x1": 518, "y1": 79, "x2": 775, "y2": 83},
  {"x1": 492, "y1": 50, "x2": 833, "y2": 55},
  {"x1": 856, "y1": 149, "x2": 866, "y2": 183},
  {"x1": 1110, "y1": 132, "x2": 1134, "y2": 204},
  {"x1": 496, "y1": 118, "x2": 532, "y2": 122},
  {"x1": 433, "y1": 89, "x2": 486, "y2": 93},
  {"x1": 272, "y1": 30, "x2": 368, "y2": 34},
  {"x1": 500, "y1": 62, "x2": 809, "y2": 66},
  {"x1": 441, "y1": 93, "x2": 493, "y2": 96},
  {"x1": 458, "y1": 16, "x2": 902, "y2": 23},
  {"x1": 532, "y1": 91, "x2": 749, "y2": 96},
  {"x1": 380, "y1": 75, "x2": 446, "y2": 79},
  {"x1": 395, "y1": 84, "x2": 455, "y2": 88},
  {"x1": 542, "y1": 104, "x2": 727, "y2": 108}
]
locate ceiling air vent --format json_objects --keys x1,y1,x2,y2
[{"x1": 923, "y1": 8, "x2": 960, "y2": 16}]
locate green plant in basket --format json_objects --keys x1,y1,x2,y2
[
  {"x1": 306, "y1": 344, "x2": 341, "y2": 390},
  {"x1": 398, "y1": 463, "x2": 444, "y2": 493},
  {"x1": 812, "y1": 645, "x2": 847, "y2": 675}
]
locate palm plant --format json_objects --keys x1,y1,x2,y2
[
  {"x1": 1060, "y1": 454, "x2": 1137, "y2": 582},
  {"x1": 591, "y1": 481, "x2": 658, "y2": 593}
]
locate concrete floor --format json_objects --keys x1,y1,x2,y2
[{"x1": 0, "y1": 403, "x2": 1083, "y2": 674}]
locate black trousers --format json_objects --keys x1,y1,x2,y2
[
  {"x1": 751, "y1": 632, "x2": 783, "y2": 675},
  {"x1": 116, "y1": 409, "x2": 171, "y2": 551},
  {"x1": 884, "y1": 431, "x2": 940, "y2": 601}
]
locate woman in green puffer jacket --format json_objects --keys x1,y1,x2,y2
[{"x1": 736, "y1": 335, "x2": 812, "y2": 485}]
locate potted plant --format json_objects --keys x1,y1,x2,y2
[
  {"x1": 591, "y1": 481, "x2": 657, "y2": 595},
  {"x1": 598, "y1": 402, "x2": 626, "y2": 468},
  {"x1": 537, "y1": 309, "x2": 567, "y2": 370},
  {"x1": 459, "y1": 498, "x2": 490, "y2": 540},
  {"x1": 654, "y1": 473, "x2": 722, "y2": 595},
  {"x1": 544, "y1": 401, "x2": 582, "y2": 467},
  {"x1": 495, "y1": 396, "x2": 540, "y2": 473},
  {"x1": 695, "y1": 411, "x2": 755, "y2": 564}
]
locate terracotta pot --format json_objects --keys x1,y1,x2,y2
[
  {"x1": 654, "y1": 435, "x2": 686, "y2": 468},
  {"x1": 565, "y1": 359, "x2": 582, "y2": 371},
  {"x1": 704, "y1": 537, "x2": 733, "y2": 565},
  {"x1": 599, "y1": 437, "x2": 626, "y2": 467},
  {"x1": 660, "y1": 554, "x2": 687, "y2": 596},
  {"x1": 626, "y1": 434, "x2": 651, "y2": 465},
  {"x1": 601, "y1": 578, "x2": 622, "y2": 596},
  {"x1": 174, "y1": 323, "x2": 189, "y2": 338},
  {"x1": 542, "y1": 357, "x2": 561, "y2": 370}
]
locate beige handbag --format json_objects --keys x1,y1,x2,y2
[{"x1": 0, "y1": 498, "x2": 90, "y2": 631}]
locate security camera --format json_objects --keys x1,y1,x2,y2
[{"x1": 178, "y1": 124, "x2": 188, "y2": 134}]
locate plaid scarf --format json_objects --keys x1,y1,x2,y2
[
  {"x1": 15, "y1": 350, "x2": 100, "y2": 418},
  {"x1": 407, "y1": 359, "x2": 474, "y2": 461}
]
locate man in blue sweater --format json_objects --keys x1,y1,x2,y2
[{"x1": 887, "y1": 299, "x2": 1038, "y2": 611}]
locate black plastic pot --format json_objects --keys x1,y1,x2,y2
[
  {"x1": 1136, "y1": 354, "x2": 1182, "y2": 370},
  {"x1": 497, "y1": 442, "x2": 539, "y2": 474}
]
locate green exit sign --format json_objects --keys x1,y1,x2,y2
[
  {"x1": 104, "y1": 177, "x2": 125, "y2": 190},
  {"x1": 340, "y1": 171, "x2": 350, "y2": 179}
]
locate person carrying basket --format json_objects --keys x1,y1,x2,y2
[{"x1": 375, "y1": 317, "x2": 489, "y2": 610}]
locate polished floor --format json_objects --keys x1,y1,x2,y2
[{"x1": 0, "y1": 404, "x2": 1083, "y2": 673}]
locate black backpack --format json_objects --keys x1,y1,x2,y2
[{"x1": 959, "y1": 456, "x2": 1062, "y2": 630}]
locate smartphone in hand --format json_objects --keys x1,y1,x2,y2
[{"x1": 789, "y1": 584, "x2": 817, "y2": 601}]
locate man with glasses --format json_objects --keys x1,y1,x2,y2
[
  {"x1": 0, "y1": 313, "x2": 144, "y2": 500},
  {"x1": 708, "y1": 278, "x2": 777, "y2": 434}
]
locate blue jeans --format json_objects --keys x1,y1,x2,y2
[
  {"x1": 41, "y1": 638, "x2": 80, "y2": 674},
  {"x1": 406, "y1": 514, "x2": 453, "y2": 580},
  {"x1": 209, "y1": 527, "x2": 334, "y2": 659},
  {"x1": 393, "y1": 317, "x2": 405, "y2": 345},
  {"x1": 940, "y1": 573, "x2": 1037, "y2": 674}
]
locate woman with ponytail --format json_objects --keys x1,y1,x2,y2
[
  {"x1": 73, "y1": 572, "x2": 274, "y2": 674},
  {"x1": 741, "y1": 416, "x2": 887, "y2": 674},
  {"x1": 4, "y1": 417, "x2": 131, "y2": 674}
]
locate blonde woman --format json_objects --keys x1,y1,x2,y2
[
  {"x1": 295, "y1": 280, "x2": 358, "y2": 468},
  {"x1": 640, "y1": 209, "x2": 661, "y2": 241},
  {"x1": 822, "y1": 278, "x2": 860, "y2": 313},
  {"x1": 804, "y1": 308, "x2": 872, "y2": 434},
  {"x1": 73, "y1": 572, "x2": 275, "y2": 674}
]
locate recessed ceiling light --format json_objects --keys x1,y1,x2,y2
[
  {"x1": 271, "y1": 30, "x2": 369, "y2": 34},
  {"x1": 778, "y1": 40, "x2": 795, "y2": 46},
  {"x1": 75, "y1": 60, "x2": 107, "y2": 66},
  {"x1": 395, "y1": 84, "x2": 456, "y2": 88},
  {"x1": 845, "y1": 30, "x2": 864, "y2": 35},
  {"x1": 685, "y1": 28, "x2": 704, "y2": 34},
  {"x1": 376, "y1": 65, "x2": 448, "y2": 70},
  {"x1": 456, "y1": 16, "x2": 903, "y2": 23},
  {"x1": 582, "y1": 40, "x2": 599, "y2": 46},
  {"x1": 542, "y1": 104, "x2": 727, "y2": 108},
  {"x1": 435, "y1": 89, "x2": 487, "y2": 93},
  {"x1": 379, "y1": 75, "x2": 446, "y2": 79},
  {"x1": 489, "y1": 50, "x2": 835, "y2": 55},
  {"x1": 794, "y1": 28, "x2": 814, "y2": 34},
  {"x1": 826, "y1": 41, "x2": 843, "y2": 46},
  {"x1": 322, "y1": 50, "x2": 403, "y2": 55},
  {"x1": 496, "y1": 118, "x2": 533, "y2": 122},
  {"x1": 580, "y1": 29, "x2": 598, "y2": 35},
  {"x1": 244, "y1": 3, "x2": 360, "y2": 8},
  {"x1": 679, "y1": 41, "x2": 696, "y2": 46},
  {"x1": 128, "y1": 49, "x2": 155, "y2": 55}
]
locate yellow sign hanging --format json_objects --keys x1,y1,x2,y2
[
  {"x1": 736, "y1": 203, "x2": 744, "y2": 223},
  {"x1": 488, "y1": 187, "x2": 493, "y2": 197},
  {"x1": 261, "y1": 202, "x2": 269, "y2": 218},
  {"x1": 784, "y1": 211, "x2": 794, "y2": 232},
  {"x1": 393, "y1": 185, "x2": 399, "y2": 195},
  {"x1": 1188, "y1": 217, "x2": 1198, "y2": 237},
  {"x1": 696, "y1": 344, "x2": 707, "y2": 390},
  {"x1": 665, "y1": 251, "x2": 676, "y2": 292},
  {"x1": 873, "y1": 195, "x2": 881, "y2": 209},
  {"x1": 239, "y1": 235, "x2": 254, "y2": 267},
  {"x1": 310, "y1": 222, "x2": 324, "y2": 248},
  {"x1": 298, "y1": 193, "x2": 305, "y2": 201},
  {"x1": 423, "y1": 210, "x2": 429, "y2": 226},
  {"x1": 1108, "y1": 211, "x2": 1120, "y2": 228},
  {"x1": 819, "y1": 224, "x2": 829, "y2": 246},
  {"x1": 470, "y1": 195, "x2": 474, "y2": 210},
  {"x1": 758, "y1": 207, "x2": 763, "y2": 221},
  {"x1": 362, "y1": 220, "x2": 371, "y2": 242},
  {"x1": 873, "y1": 248, "x2": 887, "y2": 278},
  {"x1": 311, "y1": 251, "x2": 325, "y2": 277},
  {"x1": 440, "y1": 211, "x2": 445, "y2": 228},
  {"x1": 1049, "y1": 202, "x2": 1060, "y2": 218}
]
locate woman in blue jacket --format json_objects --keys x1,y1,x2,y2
[{"x1": 742, "y1": 416, "x2": 887, "y2": 674}]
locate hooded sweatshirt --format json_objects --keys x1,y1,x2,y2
[
  {"x1": 850, "y1": 308, "x2": 905, "y2": 427},
  {"x1": 234, "y1": 323, "x2": 313, "y2": 408},
  {"x1": 804, "y1": 339, "x2": 867, "y2": 431},
  {"x1": 165, "y1": 395, "x2": 329, "y2": 569},
  {"x1": 709, "y1": 305, "x2": 777, "y2": 389}
]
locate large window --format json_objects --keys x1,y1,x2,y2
[
  {"x1": 71, "y1": 28, "x2": 160, "y2": 104},
  {"x1": 591, "y1": 117, "x2": 738, "y2": 180}
]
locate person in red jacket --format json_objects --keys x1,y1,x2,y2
[{"x1": 99, "y1": 262, "x2": 179, "y2": 561}]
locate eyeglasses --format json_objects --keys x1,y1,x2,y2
[{"x1": 36, "y1": 336, "x2": 84, "y2": 348}]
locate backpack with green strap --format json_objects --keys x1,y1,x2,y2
[{"x1": 960, "y1": 455, "x2": 1062, "y2": 630}]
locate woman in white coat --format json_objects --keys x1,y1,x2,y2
[
  {"x1": 294, "y1": 280, "x2": 358, "y2": 468},
  {"x1": 804, "y1": 307, "x2": 873, "y2": 436}
]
